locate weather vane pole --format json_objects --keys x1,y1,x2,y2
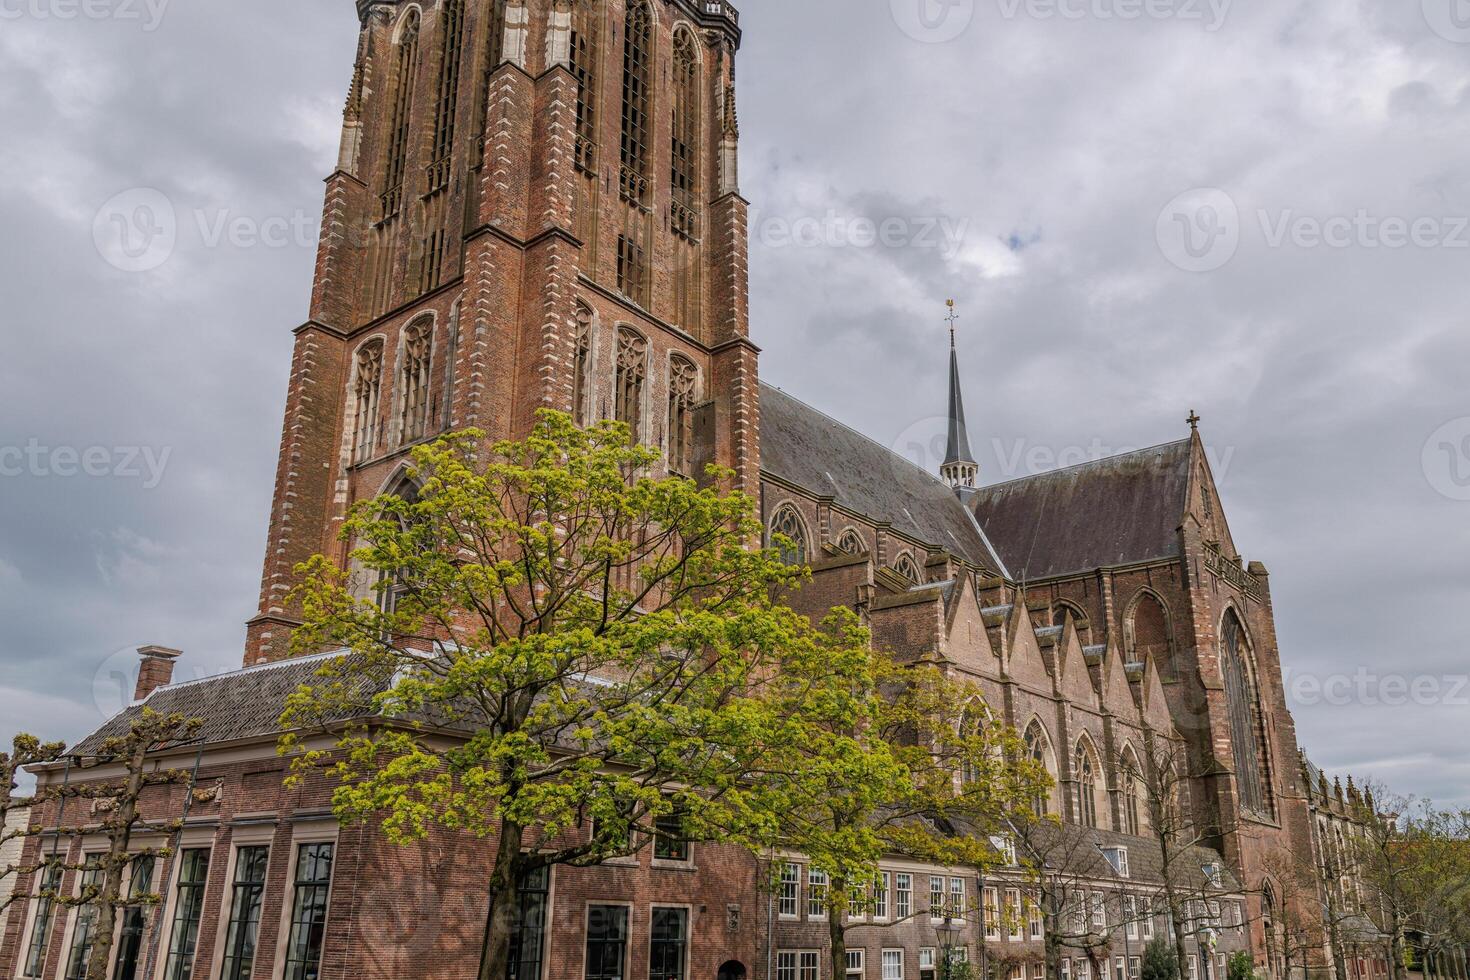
[{"x1": 945, "y1": 298, "x2": 959, "y2": 348}]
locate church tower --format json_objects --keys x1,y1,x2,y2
[{"x1": 247, "y1": 0, "x2": 756, "y2": 665}]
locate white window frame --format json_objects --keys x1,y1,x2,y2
[
  {"x1": 882, "y1": 949, "x2": 905, "y2": 980},
  {"x1": 847, "y1": 948, "x2": 866, "y2": 979},
  {"x1": 808, "y1": 869, "x2": 829, "y2": 920},
  {"x1": 875, "y1": 871, "x2": 891, "y2": 920},
  {"x1": 1006, "y1": 887, "x2": 1023, "y2": 941},
  {"x1": 896, "y1": 873, "x2": 912, "y2": 920},
  {"x1": 1029, "y1": 893, "x2": 1044, "y2": 940},
  {"x1": 930, "y1": 877, "x2": 945, "y2": 923},
  {"x1": 779, "y1": 863, "x2": 800, "y2": 919},
  {"x1": 984, "y1": 886, "x2": 1001, "y2": 940},
  {"x1": 1125, "y1": 895, "x2": 1139, "y2": 940},
  {"x1": 1091, "y1": 891, "x2": 1106, "y2": 930},
  {"x1": 800, "y1": 950, "x2": 820, "y2": 980},
  {"x1": 950, "y1": 877, "x2": 966, "y2": 922}
]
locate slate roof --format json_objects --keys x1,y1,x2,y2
[
  {"x1": 759, "y1": 384, "x2": 1006, "y2": 574},
  {"x1": 1013, "y1": 820, "x2": 1242, "y2": 892},
  {"x1": 69, "y1": 652, "x2": 375, "y2": 756},
  {"x1": 969, "y1": 440, "x2": 1193, "y2": 581}
]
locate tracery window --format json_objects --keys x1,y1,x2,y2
[
  {"x1": 670, "y1": 28, "x2": 700, "y2": 240},
  {"x1": 617, "y1": 233, "x2": 648, "y2": 306},
  {"x1": 571, "y1": 0, "x2": 600, "y2": 173},
  {"x1": 667, "y1": 355, "x2": 698, "y2": 476},
  {"x1": 378, "y1": 476, "x2": 423, "y2": 617},
  {"x1": 836, "y1": 529, "x2": 865, "y2": 555},
  {"x1": 353, "y1": 341, "x2": 385, "y2": 463},
  {"x1": 382, "y1": 11, "x2": 422, "y2": 218},
  {"x1": 892, "y1": 553, "x2": 921, "y2": 583},
  {"x1": 428, "y1": 0, "x2": 465, "y2": 192},
  {"x1": 573, "y1": 303, "x2": 594, "y2": 425},
  {"x1": 619, "y1": 0, "x2": 653, "y2": 205},
  {"x1": 1024, "y1": 721, "x2": 1057, "y2": 817},
  {"x1": 614, "y1": 327, "x2": 647, "y2": 438},
  {"x1": 1120, "y1": 748, "x2": 1142, "y2": 836},
  {"x1": 1075, "y1": 740, "x2": 1100, "y2": 828},
  {"x1": 474, "y1": 0, "x2": 507, "y2": 162},
  {"x1": 1222, "y1": 611, "x2": 1272, "y2": 817},
  {"x1": 769, "y1": 505, "x2": 809, "y2": 567},
  {"x1": 399, "y1": 319, "x2": 433, "y2": 444}
]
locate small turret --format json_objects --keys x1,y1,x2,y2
[{"x1": 940, "y1": 300, "x2": 979, "y2": 492}]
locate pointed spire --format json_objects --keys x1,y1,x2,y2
[{"x1": 941, "y1": 300, "x2": 979, "y2": 491}]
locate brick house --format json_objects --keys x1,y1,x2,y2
[{"x1": 0, "y1": 2, "x2": 1344, "y2": 979}]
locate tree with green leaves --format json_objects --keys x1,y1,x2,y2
[
  {"x1": 280, "y1": 412, "x2": 904, "y2": 980},
  {"x1": 1144, "y1": 937, "x2": 1182, "y2": 980}
]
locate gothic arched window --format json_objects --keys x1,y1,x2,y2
[
  {"x1": 1120, "y1": 746, "x2": 1143, "y2": 836},
  {"x1": 667, "y1": 355, "x2": 698, "y2": 476},
  {"x1": 474, "y1": 0, "x2": 507, "y2": 161},
  {"x1": 1075, "y1": 739, "x2": 1101, "y2": 829},
  {"x1": 1024, "y1": 721, "x2": 1058, "y2": 817},
  {"x1": 836, "y1": 529, "x2": 865, "y2": 556},
  {"x1": 573, "y1": 303, "x2": 594, "y2": 426},
  {"x1": 1128, "y1": 592, "x2": 1172, "y2": 678},
  {"x1": 353, "y1": 341, "x2": 385, "y2": 463},
  {"x1": 614, "y1": 327, "x2": 647, "y2": 438},
  {"x1": 769, "y1": 505, "x2": 809, "y2": 567},
  {"x1": 378, "y1": 475, "x2": 423, "y2": 617},
  {"x1": 571, "y1": 0, "x2": 600, "y2": 173},
  {"x1": 382, "y1": 10, "x2": 422, "y2": 218},
  {"x1": 960, "y1": 704, "x2": 989, "y2": 785},
  {"x1": 1222, "y1": 610, "x2": 1272, "y2": 817},
  {"x1": 619, "y1": 0, "x2": 653, "y2": 205},
  {"x1": 398, "y1": 319, "x2": 433, "y2": 444},
  {"x1": 429, "y1": 0, "x2": 465, "y2": 191},
  {"x1": 892, "y1": 553, "x2": 921, "y2": 584},
  {"x1": 670, "y1": 28, "x2": 700, "y2": 239}
]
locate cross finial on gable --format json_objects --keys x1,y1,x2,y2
[{"x1": 1187, "y1": 410, "x2": 1202, "y2": 431}]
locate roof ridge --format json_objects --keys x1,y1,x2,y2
[
  {"x1": 760, "y1": 382, "x2": 959, "y2": 496},
  {"x1": 976, "y1": 437, "x2": 1192, "y2": 492},
  {"x1": 137, "y1": 648, "x2": 347, "y2": 701}
]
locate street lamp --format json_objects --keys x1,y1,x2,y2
[{"x1": 939, "y1": 920, "x2": 965, "y2": 980}]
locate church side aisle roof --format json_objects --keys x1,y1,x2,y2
[
  {"x1": 759, "y1": 384, "x2": 1005, "y2": 572},
  {"x1": 969, "y1": 439, "x2": 1193, "y2": 581}
]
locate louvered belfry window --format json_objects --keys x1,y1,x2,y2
[
  {"x1": 428, "y1": 0, "x2": 465, "y2": 192},
  {"x1": 670, "y1": 29, "x2": 700, "y2": 240},
  {"x1": 619, "y1": 1, "x2": 652, "y2": 205},
  {"x1": 382, "y1": 12, "x2": 421, "y2": 218},
  {"x1": 572, "y1": 1, "x2": 600, "y2": 173}
]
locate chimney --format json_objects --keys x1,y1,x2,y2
[{"x1": 134, "y1": 646, "x2": 182, "y2": 701}]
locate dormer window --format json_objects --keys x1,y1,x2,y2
[{"x1": 1102, "y1": 846, "x2": 1130, "y2": 878}]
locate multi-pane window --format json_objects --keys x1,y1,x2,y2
[
  {"x1": 1090, "y1": 892, "x2": 1106, "y2": 930},
  {"x1": 780, "y1": 952, "x2": 819, "y2": 980},
  {"x1": 613, "y1": 327, "x2": 647, "y2": 437},
  {"x1": 649, "y1": 907, "x2": 688, "y2": 980},
  {"x1": 507, "y1": 866, "x2": 550, "y2": 980},
  {"x1": 874, "y1": 872, "x2": 890, "y2": 919},
  {"x1": 808, "y1": 870, "x2": 828, "y2": 919},
  {"x1": 896, "y1": 873, "x2": 912, "y2": 919},
  {"x1": 667, "y1": 355, "x2": 698, "y2": 476},
  {"x1": 221, "y1": 847, "x2": 270, "y2": 980},
  {"x1": 114, "y1": 856, "x2": 156, "y2": 980},
  {"x1": 950, "y1": 877, "x2": 966, "y2": 919},
  {"x1": 619, "y1": 1, "x2": 652, "y2": 205},
  {"x1": 353, "y1": 341, "x2": 384, "y2": 462},
  {"x1": 919, "y1": 949, "x2": 936, "y2": 980},
  {"x1": 1077, "y1": 958, "x2": 1092, "y2": 980},
  {"x1": 1125, "y1": 896, "x2": 1139, "y2": 939},
  {"x1": 1130, "y1": 958, "x2": 1142, "y2": 980},
  {"x1": 930, "y1": 876, "x2": 946, "y2": 923},
  {"x1": 1122, "y1": 755, "x2": 1142, "y2": 836},
  {"x1": 1029, "y1": 895, "x2": 1044, "y2": 940},
  {"x1": 769, "y1": 505, "x2": 808, "y2": 566},
  {"x1": 1062, "y1": 960, "x2": 1072, "y2": 980},
  {"x1": 779, "y1": 864, "x2": 800, "y2": 918},
  {"x1": 428, "y1": 0, "x2": 464, "y2": 191},
  {"x1": 802, "y1": 952, "x2": 820, "y2": 980},
  {"x1": 570, "y1": 0, "x2": 599, "y2": 172},
  {"x1": 23, "y1": 862, "x2": 63, "y2": 978},
  {"x1": 382, "y1": 12, "x2": 421, "y2": 217},
  {"x1": 670, "y1": 29, "x2": 700, "y2": 240},
  {"x1": 883, "y1": 950, "x2": 905, "y2": 980},
  {"x1": 1143, "y1": 902, "x2": 1155, "y2": 940},
  {"x1": 62, "y1": 859, "x2": 103, "y2": 980},
  {"x1": 162, "y1": 849, "x2": 210, "y2": 980},
  {"x1": 398, "y1": 320, "x2": 433, "y2": 444},
  {"x1": 1076, "y1": 744, "x2": 1099, "y2": 828},
  {"x1": 984, "y1": 887, "x2": 1000, "y2": 939},
  {"x1": 282, "y1": 843, "x2": 335, "y2": 980},
  {"x1": 585, "y1": 906, "x2": 628, "y2": 980},
  {"x1": 573, "y1": 305, "x2": 594, "y2": 425},
  {"x1": 847, "y1": 949, "x2": 866, "y2": 979},
  {"x1": 653, "y1": 808, "x2": 688, "y2": 862},
  {"x1": 1006, "y1": 888, "x2": 1023, "y2": 940},
  {"x1": 616, "y1": 234, "x2": 648, "y2": 307},
  {"x1": 1222, "y1": 612, "x2": 1271, "y2": 816}
]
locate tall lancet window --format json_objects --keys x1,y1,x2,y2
[
  {"x1": 573, "y1": 303, "x2": 594, "y2": 425},
  {"x1": 353, "y1": 341, "x2": 385, "y2": 463},
  {"x1": 1222, "y1": 611, "x2": 1272, "y2": 817},
  {"x1": 399, "y1": 320, "x2": 433, "y2": 444},
  {"x1": 474, "y1": 0, "x2": 507, "y2": 162},
  {"x1": 667, "y1": 355, "x2": 698, "y2": 476},
  {"x1": 614, "y1": 327, "x2": 647, "y2": 439},
  {"x1": 1075, "y1": 741, "x2": 1100, "y2": 829},
  {"x1": 571, "y1": 0, "x2": 600, "y2": 173},
  {"x1": 429, "y1": 0, "x2": 465, "y2": 192},
  {"x1": 382, "y1": 10, "x2": 422, "y2": 218},
  {"x1": 619, "y1": 0, "x2": 652, "y2": 205},
  {"x1": 670, "y1": 29, "x2": 700, "y2": 239}
]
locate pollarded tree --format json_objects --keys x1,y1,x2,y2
[
  {"x1": 281, "y1": 412, "x2": 886, "y2": 980},
  {"x1": 0, "y1": 734, "x2": 66, "y2": 914}
]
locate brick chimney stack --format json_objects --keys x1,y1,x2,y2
[{"x1": 133, "y1": 646, "x2": 182, "y2": 702}]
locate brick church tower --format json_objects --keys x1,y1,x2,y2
[{"x1": 246, "y1": 0, "x2": 756, "y2": 665}]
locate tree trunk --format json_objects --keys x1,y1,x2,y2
[
  {"x1": 827, "y1": 879, "x2": 848, "y2": 980},
  {"x1": 478, "y1": 818, "x2": 527, "y2": 980},
  {"x1": 87, "y1": 743, "x2": 146, "y2": 980}
]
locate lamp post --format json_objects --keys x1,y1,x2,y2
[{"x1": 940, "y1": 920, "x2": 965, "y2": 980}]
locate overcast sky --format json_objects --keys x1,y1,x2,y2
[{"x1": 0, "y1": 0, "x2": 1467, "y2": 805}]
